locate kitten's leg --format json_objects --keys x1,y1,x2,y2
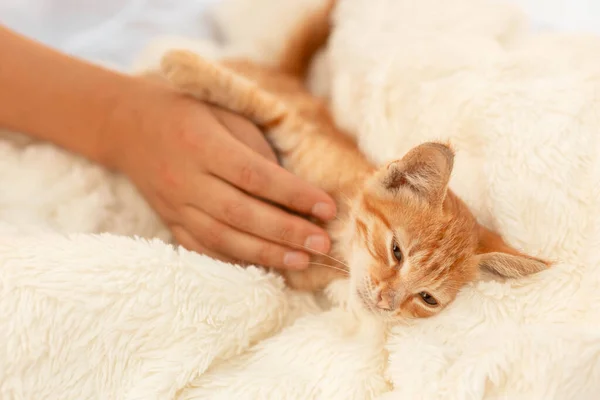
[{"x1": 160, "y1": 50, "x2": 289, "y2": 128}]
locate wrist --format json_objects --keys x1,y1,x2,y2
[{"x1": 98, "y1": 73, "x2": 180, "y2": 172}]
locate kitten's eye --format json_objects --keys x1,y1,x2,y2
[
  {"x1": 419, "y1": 292, "x2": 438, "y2": 306},
  {"x1": 392, "y1": 241, "x2": 403, "y2": 263}
]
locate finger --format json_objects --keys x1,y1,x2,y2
[
  {"x1": 210, "y1": 106, "x2": 279, "y2": 164},
  {"x1": 206, "y1": 135, "x2": 337, "y2": 222},
  {"x1": 182, "y1": 207, "x2": 311, "y2": 270},
  {"x1": 171, "y1": 224, "x2": 239, "y2": 265},
  {"x1": 189, "y1": 174, "x2": 331, "y2": 254}
]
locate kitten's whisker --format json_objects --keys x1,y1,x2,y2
[
  {"x1": 285, "y1": 261, "x2": 349, "y2": 275},
  {"x1": 275, "y1": 237, "x2": 349, "y2": 268},
  {"x1": 307, "y1": 262, "x2": 349, "y2": 274}
]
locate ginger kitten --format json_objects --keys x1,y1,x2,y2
[{"x1": 150, "y1": 2, "x2": 549, "y2": 319}]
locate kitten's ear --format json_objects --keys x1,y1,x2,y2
[
  {"x1": 475, "y1": 252, "x2": 549, "y2": 278},
  {"x1": 475, "y1": 226, "x2": 550, "y2": 278},
  {"x1": 382, "y1": 142, "x2": 454, "y2": 206}
]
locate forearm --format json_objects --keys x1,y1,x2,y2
[{"x1": 0, "y1": 25, "x2": 162, "y2": 169}]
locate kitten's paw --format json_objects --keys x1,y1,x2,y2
[
  {"x1": 159, "y1": 50, "x2": 221, "y2": 97},
  {"x1": 160, "y1": 50, "x2": 203, "y2": 79},
  {"x1": 132, "y1": 36, "x2": 221, "y2": 74}
]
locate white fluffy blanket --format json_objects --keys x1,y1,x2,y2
[{"x1": 3, "y1": 0, "x2": 600, "y2": 398}]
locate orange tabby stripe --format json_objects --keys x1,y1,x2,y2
[
  {"x1": 362, "y1": 195, "x2": 392, "y2": 229},
  {"x1": 356, "y1": 219, "x2": 368, "y2": 241},
  {"x1": 356, "y1": 219, "x2": 380, "y2": 260}
]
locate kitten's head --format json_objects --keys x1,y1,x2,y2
[{"x1": 346, "y1": 142, "x2": 549, "y2": 319}]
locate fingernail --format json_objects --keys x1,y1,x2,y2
[
  {"x1": 304, "y1": 234, "x2": 329, "y2": 253},
  {"x1": 312, "y1": 202, "x2": 336, "y2": 220},
  {"x1": 283, "y1": 251, "x2": 310, "y2": 269}
]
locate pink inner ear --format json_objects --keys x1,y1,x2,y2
[
  {"x1": 380, "y1": 143, "x2": 455, "y2": 205},
  {"x1": 383, "y1": 160, "x2": 449, "y2": 208},
  {"x1": 384, "y1": 167, "x2": 410, "y2": 191}
]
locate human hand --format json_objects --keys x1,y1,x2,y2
[{"x1": 107, "y1": 81, "x2": 336, "y2": 270}]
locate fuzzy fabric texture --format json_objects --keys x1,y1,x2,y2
[{"x1": 3, "y1": 0, "x2": 600, "y2": 398}]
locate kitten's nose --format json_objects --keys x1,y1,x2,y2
[{"x1": 376, "y1": 291, "x2": 392, "y2": 310}]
